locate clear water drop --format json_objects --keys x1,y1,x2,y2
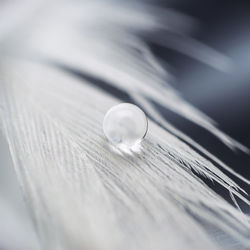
[{"x1": 103, "y1": 103, "x2": 148, "y2": 148}]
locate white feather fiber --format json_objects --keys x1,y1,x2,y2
[{"x1": 0, "y1": 1, "x2": 249, "y2": 250}]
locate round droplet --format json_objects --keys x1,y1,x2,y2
[{"x1": 103, "y1": 103, "x2": 148, "y2": 147}]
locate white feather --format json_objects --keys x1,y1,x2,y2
[{"x1": 0, "y1": 1, "x2": 249, "y2": 250}]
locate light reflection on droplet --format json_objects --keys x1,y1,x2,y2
[{"x1": 103, "y1": 103, "x2": 148, "y2": 149}]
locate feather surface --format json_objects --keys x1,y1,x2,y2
[{"x1": 0, "y1": 1, "x2": 249, "y2": 250}]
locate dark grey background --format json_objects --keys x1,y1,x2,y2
[{"x1": 152, "y1": 0, "x2": 250, "y2": 212}]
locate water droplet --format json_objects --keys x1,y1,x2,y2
[{"x1": 103, "y1": 103, "x2": 148, "y2": 148}]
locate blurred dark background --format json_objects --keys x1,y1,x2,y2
[{"x1": 149, "y1": 0, "x2": 250, "y2": 212}]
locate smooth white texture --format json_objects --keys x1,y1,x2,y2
[
  {"x1": 0, "y1": 1, "x2": 250, "y2": 250},
  {"x1": 1, "y1": 59, "x2": 250, "y2": 250},
  {"x1": 103, "y1": 103, "x2": 148, "y2": 147}
]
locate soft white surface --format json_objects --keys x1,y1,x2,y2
[
  {"x1": 0, "y1": 1, "x2": 249, "y2": 250},
  {"x1": 0, "y1": 59, "x2": 249, "y2": 250},
  {"x1": 0, "y1": 132, "x2": 40, "y2": 250}
]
